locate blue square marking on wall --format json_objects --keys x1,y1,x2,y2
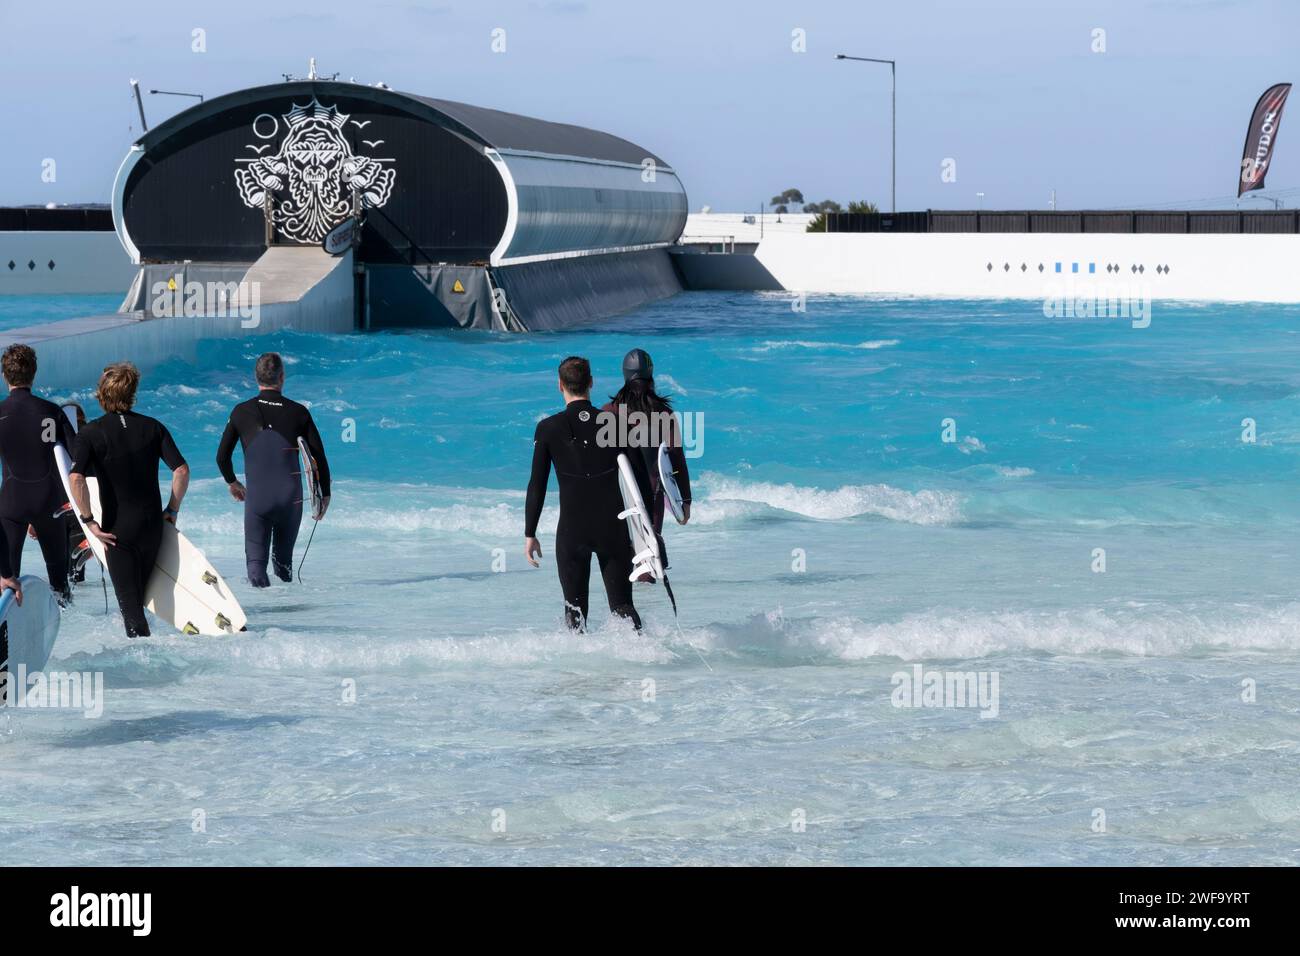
[
  {"x1": 1055, "y1": 262, "x2": 1061, "y2": 273},
  {"x1": 1071, "y1": 262, "x2": 1079, "y2": 273},
  {"x1": 1089, "y1": 262, "x2": 1095, "y2": 274}
]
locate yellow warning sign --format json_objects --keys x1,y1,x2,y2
[
  {"x1": 167, "y1": 276, "x2": 177, "y2": 291},
  {"x1": 452, "y1": 279, "x2": 465, "y2": 294}
]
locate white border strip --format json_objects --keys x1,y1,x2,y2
[
  {"x1": 111, "y1": 145, "x2": 144, "y2": 264},
  {"x1": 492, "y1": 147, "x2": 675, "y2": 174},
  {"x1": 485, "y1": 149, "x2": 520, "y2": 267},
  {"x1": 493, "y1": 241, "x2": 673, "y2": 267}
]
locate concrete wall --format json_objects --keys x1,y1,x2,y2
[
  {"x1": 0, "y1": 231, "x2": 133, "y2": 295},
  {"x1": 715, "y1": 232, "x2": 1300, "y2": 303},
  {"x1": 2, "y1": 251, "x2": 355, "y2": 391}
]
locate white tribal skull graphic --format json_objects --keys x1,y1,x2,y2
[{"x1": 235, "y1": 99, "x2": 396, "y2": 244}]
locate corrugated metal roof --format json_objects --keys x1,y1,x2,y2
[
  {"x1": 405, "y1": 94, "x2": 668, "y2": 168},
  {"x1": 134, "y1": 82, "x2": 669, "y2": 169}
]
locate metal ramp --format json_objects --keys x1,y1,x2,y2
[{"x1": 242, "y1": 246, "x2": 349, "y2": 303}]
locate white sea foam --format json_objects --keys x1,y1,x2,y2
[
  {"x1": 752, "y1": 338, "x2": 899, "y2": 352},
  {"x1": 221, "y1": 620, "x2": 676, "y2": 669},
  {"x1": 696, "y1": 473, "x2": 961, "y2": 525},
  {"x1": 776, "y1": 605, "x2": 1300, "y2": 660}
]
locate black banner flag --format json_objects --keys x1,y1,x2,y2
[{"x1": 1239, "y1": 82, "x2": 1291, "y2": 197}]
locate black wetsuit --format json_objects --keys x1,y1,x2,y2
[
  {"x1": 601, "y1": 401, "x2": 692, "y2": 537},
  {"x1": 525, "y1": 399, "x2": 640, "y2": 631},
  {"x1": 0, "y1": 387, "x2": 75, "y2": 590},
  {"x1": 216, "y1": 390, "x2": 330, "y2": 587},
  {"x1": 71, "y1": 412, "x2": 186, "y2": 637}
]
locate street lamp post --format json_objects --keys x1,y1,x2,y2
[{"x1": 835, "y1": 53, "x2": 895, "y2": 213}]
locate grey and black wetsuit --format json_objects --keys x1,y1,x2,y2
[
  {"x1": 525, "y1": 399, "x2": 640, "y2": 631},
  {"x1": 71, "y1": 411, "x2": 186, "y2": 637},
  {"x1": 0, "y1": 387, "x2": 75, "y2": 591},
  {"x1": 216, "y1": 390, "x2": 330, "y2": 587}
]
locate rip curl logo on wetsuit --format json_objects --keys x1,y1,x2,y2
[
  {"x1": 578, "y1": 410, "x2": 590, "y2": 422},
  {"x1": 234, "y1": 98, "x2": 396, "y2": 244}
]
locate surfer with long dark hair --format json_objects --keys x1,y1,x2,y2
[{"x1": 605, "y1": 348, "x2": 691, "y2": 534}]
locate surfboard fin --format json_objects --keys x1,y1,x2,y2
[
  {"x1": 202, "y1": 571, "x2": 218, "y2": 587},
  {"x1": 182, "y1": 622, "x2": 199, "y2": 636},
  {"x1": 617, "y1": 506, "x2": 645, "y2": 521},
  {"x1": 215, "y1": 613, "x2": 231, "y2": 631}
]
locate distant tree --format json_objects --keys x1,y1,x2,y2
[
  {"x1": 769, "y1": 188, "x2": 805, "y2": 209},
  {"x1": 773, "y1": 204, "x2": 789, "y2": 214},
  {"x1": 847, "y1": 200, "x2": 879, "y2": 214},
  {"x1": 804, "y1": 199, "x2": 844, "y2": 232}
]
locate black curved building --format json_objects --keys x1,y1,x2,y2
[{"x1": 113, "y1": 80, "x2": 688, "y2": 329}]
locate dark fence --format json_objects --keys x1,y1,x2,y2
[
  {"x1": 825, "y1": 209, "x2": 1300, "y2": 235},
  {"x1": 0, "y1": 207, "x2": 115, "y2": 231}
]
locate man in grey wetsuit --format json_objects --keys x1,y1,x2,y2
[{"x1": 216, "y1": 353, "x2": 331, "y2": 587}]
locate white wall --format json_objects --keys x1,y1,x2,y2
[
  {"x1": 0, "y1": 232, "x2": 133, "y2": 295},
  {"x1": 746, "y1": 232, "x2": 1300, "y2": 303}
]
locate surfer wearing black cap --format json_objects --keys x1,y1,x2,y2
[
  {"x1": 0, "y1": 344, "x2": 76, "y2": 605},
  {"x1": 606, "y1": 348, "x2": 692, "y2": 538},
  {"x1": 524, "y1": 355, "x2": 641, "y2": 631},
  {"x1": 68, "y1": 363, "x2": 190, "y2": 638},
  {"x1": 216, "y1": 353, "x2": 331, "y2": 588}
]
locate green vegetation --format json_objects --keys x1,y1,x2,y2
[{"x1": 805, "y1": 200, "x2": 879, "y2": 232}]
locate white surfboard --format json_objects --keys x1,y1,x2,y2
[
  {"x1": 298, "y1": 437, "x2": 325, "y2": 521},
  {"x1": 146, "y1": 525, "x2": 247, "y2": 636},
  {"x1": 617, "y1": 453, "x2": 664, "y2": 583},
  {"x1": 54, "y1": 442, "x2": 246, "y2": 637},
  {"x1": 54, "y1": 444, "x2": 108, "y2": 568},
  {"x1": 0, "y1": 576, "x2": 61, "y2": 705},
  {"x1": 657, "y1": 443, "x2": 686, "y2": 525}
]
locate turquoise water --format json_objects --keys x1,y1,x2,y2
[
  {"x1": 0, "y1": 293, "x2": 122, "y2": 331},
  {"x1": 3, "y1": 292, "x2": 1300, "y2": 865}
]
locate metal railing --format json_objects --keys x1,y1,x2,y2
[
  {"x1": 676, "y1": 234, "x2": 737, "y2": 253},
  {"x1": 826, "y1": 209, "x2": 1300, "y2": 235}
]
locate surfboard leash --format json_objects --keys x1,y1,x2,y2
[
  {"x1": 296, "y1": 518, "x2": 320, "y2": 583},
  {"x1": 662, "y1": 574, "x2": 678, "y2": 617}
]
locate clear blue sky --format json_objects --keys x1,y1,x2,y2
[{"x1": 1, "y1": 0, "x2": 1295, "y2": 211}]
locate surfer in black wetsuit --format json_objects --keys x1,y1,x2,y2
[
  {"x1": 69, "y1": 363, "x2": 190, "y2": 638},
  {"x1": 216, "y1": 353, "x2": 331, "y2": 588},
  {"x1": 605, "y1": 348, "x2": 692, "y2": 535},
  {"x1": 0, "y1": 344, "x2": 75, "y2": 604},
  {"x1": 524, "y1": 356, "x2": 641, "y2": 631}
]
